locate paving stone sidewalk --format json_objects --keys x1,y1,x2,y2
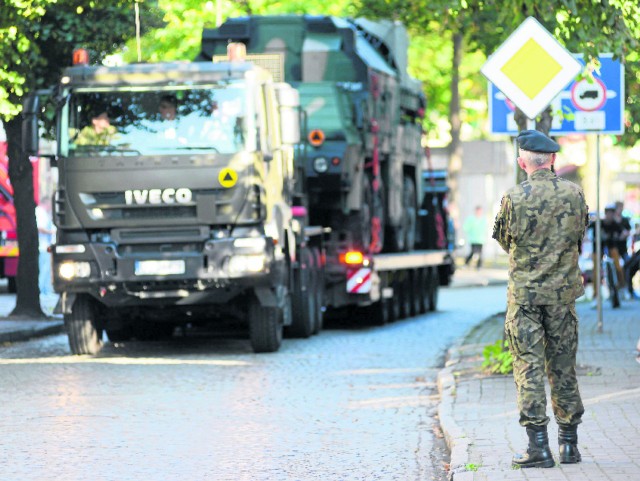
[
  {"x1": 438, "y1": 298, "x2": 640, "y2": 481},
  {"x1": 0, "y1": 293, "x2": 63, "y2": 343}
]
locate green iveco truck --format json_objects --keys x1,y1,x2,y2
[{"x1": 23, "y1": 58, "x2": 325, "y2": 354}]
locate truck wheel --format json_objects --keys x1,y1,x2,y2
[
  {"x1": 417, "y1": 268, "x2": 428, "y2": 314},
  {"x1": 428, "y1": 268, "x2": 439, "y2": 311},
  {"x1": 366, "y1": 298, "x2": 391, "y2": 326},
  {"x1": 403, "y1": 177, "x2": 417, "y2": 252},
  {"x1": 348, "y1": 173, "x2": 384, "y2": 253},
  {"x1": 410, "y1": 269, "x2": 422, "y2": 316},
  {"x1": 400, "y1": 272, "x2": 412, "y2": 318},
  {"x1": 248, "y1": 297, "x2": 283, "y2": 353},
  {"x1": 391, "y1": 276, "x2": 402, "y2": 321},
  {"x1": 65, "y1": 294, "x2": 103, "y2": 355},
  {"x1": 311, "y1": 247, "x2": 324, "y2": 334},
  {"x1": 7, "y1": 277, "x2": 16, "y2": 293},
  {"x1": 288, "y1": 248, "x2": 315, "y2": 338},
  {"x1": 386, "y1": 176, "x2": 417, "y2": 252}
]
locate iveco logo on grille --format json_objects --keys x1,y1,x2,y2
[{"x1": 124, "y1": 188, "x2": 193, "y2": 205}]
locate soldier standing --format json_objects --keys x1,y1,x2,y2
[{"x1": 493, "y1": 130, "x2": 588, "y2": 469}]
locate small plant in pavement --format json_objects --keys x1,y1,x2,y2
[{"x1": 482, "y1": 339, "x2": 513, "y2": 374}]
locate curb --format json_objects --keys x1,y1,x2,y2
[
  {"x1": 0, "y1": 320, "x2": 65, "y2": 344},
  {"x1": 436, "y1": 313, "x2": 504, "y2": 481},
  {"x1": 437, "y1": 346, "x2": 471, "y2": 480}
]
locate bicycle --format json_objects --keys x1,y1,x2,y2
[{"x1": 602, "y1": 247, "x2": 621, "y2": 308}]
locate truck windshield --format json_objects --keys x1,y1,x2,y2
[{"x1": 65, "y1": 83, "x2": 251, "y2": 156}]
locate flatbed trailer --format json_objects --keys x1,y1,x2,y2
[{"x1": 323, "y1": 245, "x2": 453, "y2": 325}]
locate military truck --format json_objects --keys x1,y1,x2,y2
[
  {"x1": 199, "y1": 16, "x2": 453, "y2": 321},
  {"x1": 23, "y1": 57, "x2": 325, "y2": 354}
]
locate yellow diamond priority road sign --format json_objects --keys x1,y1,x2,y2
[{"x1": 481, "y1": 17, "x2": 582, "y2": 120}]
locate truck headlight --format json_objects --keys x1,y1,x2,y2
[
  {"x1": 228, "y1": 255, "x2": 267, "y2": 275},
  {"x1": 313, "y1": 156, "x2": 329, "y2": 173},
  {"x1": 58, "y1": 261, "x2": 91, "y2": 280}
]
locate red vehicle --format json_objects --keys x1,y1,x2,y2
[{"x1": 0, "y1": 141, "x2": 39, "y2": 292}]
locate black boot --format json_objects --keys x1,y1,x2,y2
[
  {"x1": 558, "y1": 425, "x2": 581, "y2": 464},
  {"x1": 512, "y1": 426, "x2": 555, "y2": 468}
]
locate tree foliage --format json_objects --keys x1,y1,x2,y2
[{"x1": 0, "y1": 0, "x2": 161, "y2": 316}]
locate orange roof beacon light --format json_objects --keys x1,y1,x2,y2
[
  {"x1": 227, "y1": 42, "x2": 247, "y2": 62},
  {"x1": 308, "y1": 129, "x2": 325, "y2": 147},
  {"x1": 72, "y1": 48, "x2": 90, "y2": 66},
  {"x1": 339, "y1": 250, "x2": 365, "y2": 266}
]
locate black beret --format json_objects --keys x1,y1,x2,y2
[{"x1": 517, "y1": 130, "x2": 560, "y2": 153}]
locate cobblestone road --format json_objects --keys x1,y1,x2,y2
[{"x1": 0, "y1": 285, "x2": 506, "y2": 481}]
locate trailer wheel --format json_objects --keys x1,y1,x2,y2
[
  {"x1": 65, "y1": 294, "x2": 103, "y2": 355},
  {"x1": 348, "y1": 173, "x2": 384, "y2": 253},
  {"x1": 386, "y1": 176, "x2": 417, "y2": 252},
  {"x1": 311, "y1": 247, "x2": 324, "y2": 334},
  {"x1": 391, "y1": 276, "x2": 402, "y2": 321},
  {"x1": 288, "y1": 248, "x2": 315, "y2": 338},
  {"x1": 410, "y1": 269, "x2": 422, "y2": 316},
  {"x1": 400, "y1": 272, "x2": 412, "y2": 318},
  {"x1": 417, "y1": 268, "x2": 428, "y2": 314},
  {"x1": 428, "y1": 268, "x2": 439, "y2": 311},
  {"x1": 7, "y1": 277, "x2": 16, "y2": 293},
  {"x1": 248, "y1": 297, "x2": 283, "y2": 353},
  {"x1": 403, "y1": 177, "x2": 417, "y2": 252}
]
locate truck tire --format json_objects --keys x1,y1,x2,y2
[
  {"x1": 410, "y1": 269, "x2": 422, "y2": 316},
  {"x1": 248, "y1": 297, "x2": 283, "y2": 353},
  {"x1": 386, "y1": 176, "x2": 416, "y2": 252},
  {"x1": 311, "y1": 247, "x2": 324, "y2": 334},
  {"x1": 7, "y1": 277, "x2": 16, "y2": 293},
  {"x1": 348, "y1": 173, "x2": 384, "y2": 253},
  {"x1": 403, "y1": 177, "x2": 417, "y2": 252},
  {"x1": 391, "y1": 275, "x2": 402, "y2": 321},
  {"x1": 417, "y1": 268, "x2": 428, "y2": 314},
  {"x1": 428, "y1": 267, "x2": 439, "y2": 311},
  {"x1": 65, "y1": 294, "x2": 103, "y2": 355},
  {"x1": 288, "y1": 248, "x2": 315, "y2": 338},
  {"x1": 400, "y1": 271, "x2": 412, "y2": 318}
]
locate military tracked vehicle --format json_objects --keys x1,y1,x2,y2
[{"x1": 200, "y1": 16, "x2": 453, "y2": 320}]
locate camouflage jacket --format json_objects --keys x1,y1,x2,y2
[{"x1": 492, "y1": 168, "x2": 588, "y2": 304}]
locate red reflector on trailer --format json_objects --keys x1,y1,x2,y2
[{"x1": 340, "y1": 251, "x2": 364, "y2": 265}]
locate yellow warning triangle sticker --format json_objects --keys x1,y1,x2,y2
[{"x1": 218, "y1": 168, "x2": 238, "y2": 188}]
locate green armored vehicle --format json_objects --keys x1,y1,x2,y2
[
  {"x1": 199, "y1": 15, "x2": 427, "y2": 254},
  {"x1": 200, "y1": 17, "x2": 452, "y2": 320}
]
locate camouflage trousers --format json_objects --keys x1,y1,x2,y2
[{"x1": 505, "y1": 303, "x2": 585, "y2": 428}]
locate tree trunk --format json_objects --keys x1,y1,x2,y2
[
  {"x1": 5, "y1": 116, "x2": 45, "y2": 319},
  {"x1": 447, "y1": 32, "x2": 463, "y2": 226}
]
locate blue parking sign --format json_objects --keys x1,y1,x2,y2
[{"x1": 489, "y1": 54, "x2": 624, "y2": 135}]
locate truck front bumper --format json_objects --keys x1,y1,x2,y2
[{"x1": 52, "y1": 236, "x2": 281, "y2": 307}]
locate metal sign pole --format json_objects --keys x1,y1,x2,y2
[{"x1": 595, "y1": 134, "x2": 603, "y2": 332}]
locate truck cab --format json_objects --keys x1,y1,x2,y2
[{"x1": 25, "y1": 59, "x2": 302, "y2": 354}]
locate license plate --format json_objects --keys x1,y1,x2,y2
[{"x1": 134, "y1": 260, "x2": 185, "y2": 276}]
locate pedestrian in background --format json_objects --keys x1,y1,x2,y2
[
  {"x1": 35, "y1": 201, "x2": 55, "y2": 296},
  {"x1": 463, "y1": 205, "x2": 486, "y2": 269},
  {"x1": 493, "y1": 130, "x2": 588, "y2": 469}
]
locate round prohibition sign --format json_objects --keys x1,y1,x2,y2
[
  {"x1": 218, "y1": 168, "x2": 238, "y2": 188},
  {"x1": 571, "y1": 77, "x2": 607, "y2": 111}
]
